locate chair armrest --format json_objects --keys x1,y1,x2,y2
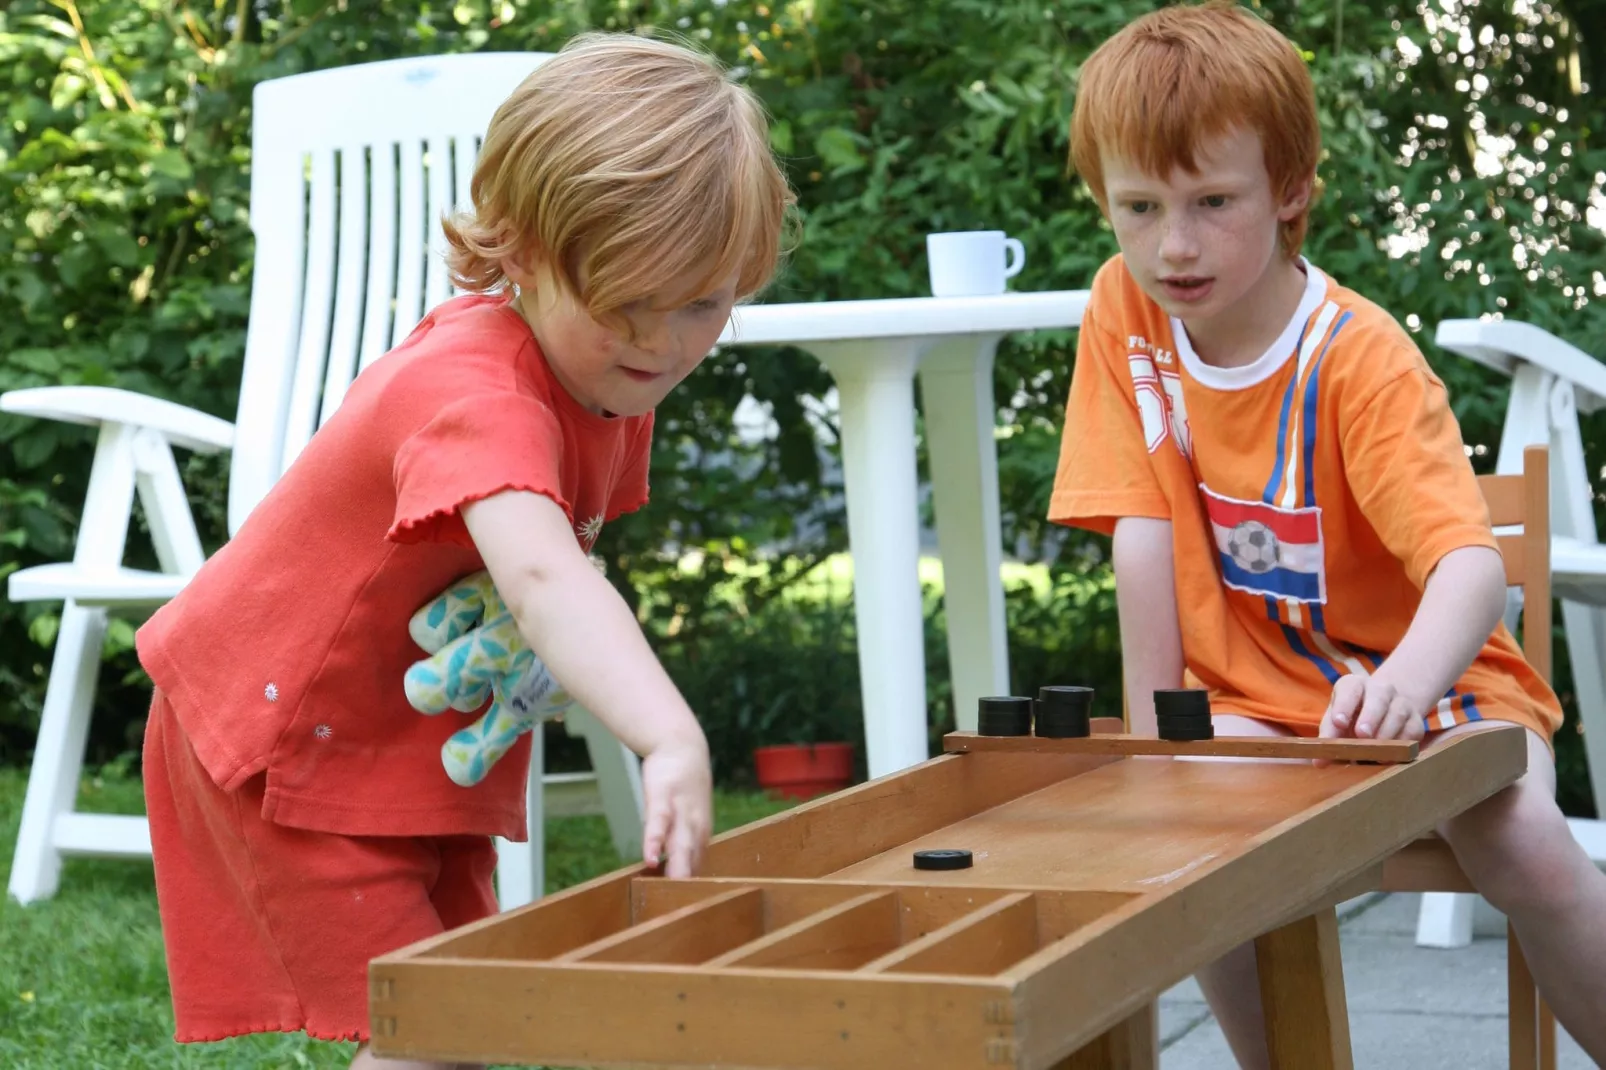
[
  {"x1": 1435, "y1": 319, "x2": 1606, "y2": 414},
  {"x1": 0, "y1": 386, "x2": 234, "y2": 454}
]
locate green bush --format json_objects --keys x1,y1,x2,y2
[
  {"x1": 1, "y1": 1, "x2": 1602, "y2": 814},
  {"x1": 544, "y1": 559, "x2": 1122, "y2": 786}
]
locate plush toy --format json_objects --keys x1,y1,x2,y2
[{"x1": 404, "y1": 570, "x2": 576, "y2": 786}]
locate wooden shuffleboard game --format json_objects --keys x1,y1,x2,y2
[{"x1": 370, "y1": 719, "x2": 1525, "y2": 1070}]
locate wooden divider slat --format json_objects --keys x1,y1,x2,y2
[
  {"x1": 861, "y1": 892, "x2": 1038, "y2": 977},
  {"x1": 558, "y1": 887, "x2": 764, "y2": 965},
  {"x1": 634, "y1": 879, "x2": 858, "y2": 928},
  {"x1": 943, "y1": 732, "x2": 1418, "y2": 763},
  {"x1": 704, "y1": 891, "x2": 900, "y2": 970}
]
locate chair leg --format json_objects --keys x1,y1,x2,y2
[
  {"x1": 1415, "y1": 891, "x2": 1477, "y2": 948},
  {"x1": 1509, "y1": 923, "x2": 1540, "y2": 1070},
  {"x1": 1540, "y1": 1000, "x2": 1557, "y2": 1070},
  {"x1": 8, "y1": 602, "x2": 106, "y2": 905},
  {"x1": 494, "y1": 721, "x2": 544, "y2": 911},
  {"x1": 570, "y1": 707, "x2": 644, "y2": 863}
]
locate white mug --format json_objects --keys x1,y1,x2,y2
[{"x1": 926, "y1": 230, "x2": 1026, "y2": 297}]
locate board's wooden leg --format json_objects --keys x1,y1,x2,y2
[
  {"x1": 1054, "y1": 1002, "x2": 1158, "y2": 1070},
  {"x1": 1539, "y1": 999, "x2": 1557, "y2": 1070},
  {"x1": 1508, "y1": 923, "x2": 1540, "y2": 1070},
  {"x1": 1254, "y1": 907, "x2": 1353, "y2": 1070}
]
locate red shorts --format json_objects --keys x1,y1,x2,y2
[{"x1": 142, "y1": 689, "x2": 499, "y2": 1043}]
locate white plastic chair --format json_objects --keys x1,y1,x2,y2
[
  {"x1": 1413, "y1": 318, "x2": 1606, "y2": 948},
  {"x1": 2, "y1": 52, "x2": 645, "y2": 910}
]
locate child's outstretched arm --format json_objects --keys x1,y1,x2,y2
[
  {"x1": 1321, "y1": 545, "x2": 1507, "y2": 743},
  {"x1": 462, "y1": 489, "x2": 711, "y2": 877},
  {"x1": 1112, "y1": 517, "x2": 1186, "y2": 735}
]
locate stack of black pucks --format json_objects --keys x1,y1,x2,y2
[
  {"x1": 977, "y1": 695, "x2": 1032, "y2": 736},
  {"x1": 1035, "y1": 686, "x2": 1093, "y2": 738},
  {"x1": 1154, "y1": 688, "x2": 1214, "y2": 741}
]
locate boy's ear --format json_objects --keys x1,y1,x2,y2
[{"x1": 1278, "y1": 172, "x2": 1315, "y2": 220}]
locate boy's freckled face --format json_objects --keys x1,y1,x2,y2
[
  {"x1": 1101, "y1": 126, "x2": 1308, "y2": 341},
  {"x1": 511, "y1": 267, "x2": 738, "y2": 418}
]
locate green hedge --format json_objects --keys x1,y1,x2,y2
[{"x1": 1, "y1": 1, "x2": 1602, "y2": 814}]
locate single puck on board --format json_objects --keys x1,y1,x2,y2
[
  {"x1": 913, "y1": 849, "x2": 974, "y2": 871},
  {"x1": 978, "y1": 696, "x2": 1033, "y2": 737},
  {"x1": 1153, "y1": 688, "x2": 1211, "y2": 720},
  {"x1": 1162, "y1": 719, "x2": 1207, "y2": 739},
  {"x1": 1035, "y1": 686, "x2": 1093, "y2": 738}
]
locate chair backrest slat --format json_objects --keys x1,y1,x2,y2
[
  {"x1": 358, "y1": 144, "x2": 399, "y2": 376},
  {"x1": 281, "y1": 146, "x2": 340, "y2": 474},
  {"x1": 451, "y1": 135, "x2": 480, "y2": 296},
  {"x1": 319, "y1": 144, "x2": 373, "y2": 426},
  {"x1": 227, "y1": 53, "x2": 551, "y2": 535},
  {"x1": 424, "y1": 134, "x2": 455, "y2": 312},
  {"x1": 1479, "y1": 475, "x2": 1527, "y2": 529},
  {"x1": 391, "y1": 137, "x2": 429, "y2": 351}
]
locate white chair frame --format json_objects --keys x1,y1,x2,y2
[
  {"x1": 3, "y1": 52, "x2": 645, "y2": 910},
  {"x1": 1414, "y1": 319, "x2": 1606, "y2": 948}
]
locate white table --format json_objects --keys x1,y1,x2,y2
[{"x1": 718, "y1": 291, "x2": 1090, "y2": 778}]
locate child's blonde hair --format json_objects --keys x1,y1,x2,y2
[
  {"x1": 1069, "y1": 1, "x2": 1319, "y2": 259},
  {"x1": 444, "y1": 33, "x2": 794, "y2": 327}
]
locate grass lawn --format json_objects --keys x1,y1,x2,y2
[{"x1": 0, "y1": 765, "x2": 793, "y2": 1069}]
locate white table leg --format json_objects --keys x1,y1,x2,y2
[
  {"x1": 919, "y1": 334, "x2": 1010, "y2": 732},
  {"x1": 809, "y1": 339, "x2": 931, "y2": 778}
]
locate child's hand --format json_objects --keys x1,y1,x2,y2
[
  {"x1": 639, "y1": 735, "x2": 713, "y2": 878},
  {"x1": 1319, "y1": 674, "x2": 1427, "y2": 747}
]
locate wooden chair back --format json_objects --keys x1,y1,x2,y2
[
  {"x1": 227, "y1": 52, "x2": 552, "y2": 535},
  {"x1": 1477, "y1": 444, "x2": 1552, "y2": 682}
]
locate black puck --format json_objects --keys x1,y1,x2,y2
[
  {"x1": 914, "y1": 849, "x2": 974, "y2": 871},
  {"x1": 1153, "y1": 688, "x2": 1211, "y2": 719},
  {"x1": 1154, "y1": 688, "x2": 1213, "y2": 741},
  {"x1": 1158, "y1": 723, "x2": 1215, "y2": 741},
  {"x1": 1036, "y1": 686, "x2": 1093, "y2": 738},
  {"x1": 977, "y1": 696, "x2": 1032, "y2": 737}
]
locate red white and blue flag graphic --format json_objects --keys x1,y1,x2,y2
[{"x1": 1202, "y1": 486, "x2": 1326, "y2": 604}]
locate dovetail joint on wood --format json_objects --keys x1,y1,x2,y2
[
  {"x1": 985, "y1": 1037, "x2": 1019, "y2": 1065},
  {"x1": 983, "y1": 999, "x2": 1016, "y2": 1025}
]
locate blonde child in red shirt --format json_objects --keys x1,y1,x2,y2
[
  {"x1": 1051, "y1": 3, "x2": 1606, "y2": 1064},
  {"x1": 137, "y1": 33, "x2": 793, "y2": 1067}
]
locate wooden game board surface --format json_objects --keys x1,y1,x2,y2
[
  {"x1": 829, "y1": 755, "x2": 1378, "y2": 891},
  {"x1": 370, "y1": 725, "x2": 1527, "y2": 1070}
]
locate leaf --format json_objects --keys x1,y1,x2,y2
[
  {"x1": 148, "y1": 149, "x2": 193, "y2": 181},
  {"x1": 94, "y1": 227, "x2": 142, "y2": 268},
  {"x1": 813, "y1": 127, "x2": 864, "y2": 172},
  {"x1": 768, "y1": 119, "x2": 794, "y2": 155}
]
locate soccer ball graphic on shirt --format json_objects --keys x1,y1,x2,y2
[{"x1": 1225, "y1": 520, "x2": 1281, "y2": 574}]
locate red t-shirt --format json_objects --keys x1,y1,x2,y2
[{"x1": 137, "y1": 294, "x2": 653, "y2": 839}]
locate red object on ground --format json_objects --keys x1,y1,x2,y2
[{"x1": 752, "y1": 742, "x2": 855, "y2": 800}]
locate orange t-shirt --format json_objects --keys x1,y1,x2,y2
[
  {"x1": 137, "y1": 294, "x2": 653, "y2": 839},
  {"x1": 1049, "y1": 255, "x2": 1560, "y2": 738}
]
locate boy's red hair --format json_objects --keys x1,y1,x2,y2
[{"x1": 1069, "y1": 2, "x2": 1319, "y2": 258}]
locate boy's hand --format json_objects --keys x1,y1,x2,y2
[
  {"x1": 639, "y1": 735, "x2": 713, "y2": 878},
  {"x1": 1321, "y1": 674, "x2": 1428, "y2": 743}
]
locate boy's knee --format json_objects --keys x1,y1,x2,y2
[{"x1": 1441, "y1": 779, "x2": 1579, "y2": 913}]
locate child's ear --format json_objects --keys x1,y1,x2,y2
[
  {"x1": 1278, "y1": 173, "x2": 1315, "y2": 220},
  {"x1": 501, "y1": 242, "x2": 550, "y2": 290}
]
